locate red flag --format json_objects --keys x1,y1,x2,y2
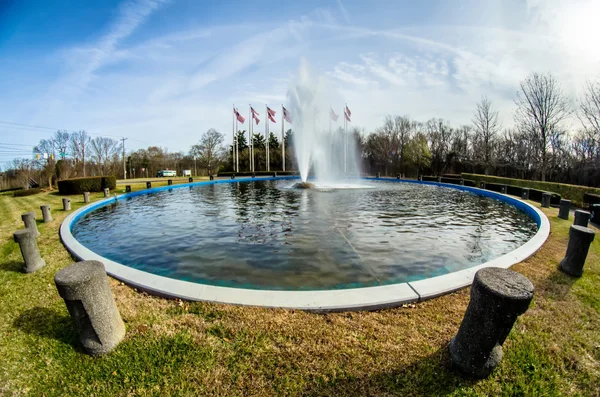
[
  {"x1": 267, "y1": 106, "x2": 276, "y2": 118},
  {"x1": 345, "y1": 111, "x2": 351, "y2": 122},
  {"x1": 234, "y1": 109, "x2": 245, "y2": 123},
  {"x1": 268, "y1": 113, "x2": 276, "y2": 123},
  {"x1": 251, "y1": 107, "x2": 259, "y2": 116},
  {"x1": 345, "y1": 105, "x2": 351, "y2": 117},
  {"x1": 330, "y1": 108, "x2": 338, "y2": 121},
  {"x1": 283, "y1": 106, "x2": 292, "y2": 123}
]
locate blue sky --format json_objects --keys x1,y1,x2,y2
[{"x1": 1, "y1": 0, "x2": 599, "y2": 166}]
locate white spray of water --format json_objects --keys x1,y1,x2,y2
[{"x1": 287, "y1": 60, "x2": 362, "y2": 186}]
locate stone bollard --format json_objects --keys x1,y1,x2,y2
[
  {"x1": 83, "y1": 192, "x2": 90, "y2": 203},
  {"x1": 62, "y1": 198, "x2": 71, "y2": 211},
  {"x1": 125, "y1": 185, "x2": 131, "y2": 193},
  {"x1": 273, "y1": 172, "x2": 278, "y2": 177},
  {"x1": 103, "y1": 188, "x2": 110, "y2": 197},
  {"x1": 189, "y1": 177, "x2": 193, "y2": 183},
  {"x1": 449, "y1": 267, "x2": 534, "y2": 379},
  {"x1": 437, "y1": 176, "x2": 442, "y2": 183},
  {"x1": 168, "y1": 179, "x2": 173, "y2": 186},
  {"x1": 40, "y1": 204, "x2": 52, "y2": 222},
  {"x1": 418, "y1": 175, "x2": 422, "y2": 181},
  {"x1": 231, "y1": 174, "x2": 235, "y2": 179},
  {"x1": 396, "y1": 173, "x2": 400, "y2": 179},
  {"x1": 574, "y1": 210, "x2": 591, "y2": 227},
  {"x1": 54, "y1": 260, "x2": 126, "y2": 356},
  {"x1": 559, "y1": 225, "x2": 595, "y2": 277},
  {"x1": 479, "y1": 181, "x2": 486, "y2": 189},
  {"x1": 500, "y1": 185, "x2": 507, "y2": 194},
  {"x1": 541, "y1": 193, "x2": 551, "y2": 208},
  {"x1": 558, "y1": 199, "x2": 571, "y2": 220},
  {"x1": 251, "y1": 173, "x2": 256, "y2": 178},
  {"x1": 146, "y1": 182, "x2": 151, "y2": 189},
  {"x1": 13, "y1": 229, "x2": 46, "y2": 273},
  {"x1": 21, "y1": 211, "x2": 40, "y2": 237},
  {"x1": 376, "y1": 172, "x2": 380, "y2": 178},
  {"x1": 209, "y1": 175, "x2": 214, "y2": 181},
  {"x1": 521, "y1": 188, "x2": 529, "y2": 200},
  {"x1": 460, "y1": 179, "x2": 465, "y2": 185}
]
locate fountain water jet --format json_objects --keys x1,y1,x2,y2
[{"x1": 287, "y1": 60, "x2": 362, "y2": 186}]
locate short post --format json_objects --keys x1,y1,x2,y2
[
  {"x1": 541, "y1": 192, "x2": 551, "y2": 208},
  {"x1": 83, "y1": 192, "x2": 90, "y2": 203},
  {"x1": 231, "y1": 174, "x2": 235, "y2": 179},
  {"x1": 103, "y1": 188, "x2": 110, "y2": 197},
  {"x1": 574, "y1": 210, "x2": 591, "y2": 227},
  {"x1": 450, "y1": 267, "x2": 534, "y2": 379},
  {"x1": 125, "y1": 186, "x2": 131, "y2": 193},
  {"x1": 559, "y1": 225, "x2": 595, "y2": 277},
  {"x1": 376, "y1": 172, "x2": 380, "y2": 178},
  {"x1": 558, "y1": 199, "x2": 571, "y2": 220},
  {"x1": 591, "y1": 204, "x2": 600, "y2": 224},
  {"x1": 251, "y1": 173, "x2": 255, "y2": 178},
  {"x1": 521, "y1": 188, "x2": 529, "y2": 200},
  {"x1": 460, "y1": 179, "x2": 464, "y2": 185},
  {"x1": 500, "y1": 185, "x2": 507, "y2": 194},
  {"x1": 396, "y1": 173, "x2": 400, "y2": 179},
  {"x1": 54, "y1": 260, "x2": 126, "y2": 356},
  {"x1": 40, "y1": 204, "x2": 52, "y2": 223},
  {"x1": 146, "y1": 182, "x2": 151, "y2": 189},
  {"x1": 479, "y1": 181, "x2": 485, "y2": 189},
  {"x1": 437, "y1": 176, "x2": 442, "y2": 183},
  {"x1": 418, "y1": 175, "x2": 422, "y2": 181},
  {"x1": 188, "y1": 177, "x2": 193, "y2": 183},
  {"x1": 273, "y1": 172, "x2": 277, "y2": 177},
  {"x1": 62, "y1": 198, "x2": 71, "y2": 211},
  {"x1": 168, "y1": 179, "x2": 173, "y2": 186},
  {"x1": 209, "y1": 175, "x2": 214, "y2": 181},
  {"x1": 21, "y1": 211, "x2": 40, "y2": 237},
  {"x1": 13, "y1": 229, "x2": 46, "y2": 273}
]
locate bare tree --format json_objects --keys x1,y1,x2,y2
[
  {"x1": 89, "y1": 137, "x2": 119, "y2": 175},
  {"x1": 514, "y1": 72, "x2": 570, "y2": 181},
  {"x1": 190, "y1": 129, "x2": 225, "y2": 175},
  {"x1": 426, "y1": 118, "x2": 454, "y2": 175},
  {"x1": 53, "y1": 130, "x2": 70, "y2": 160},
  {"x1": 578, "y1": 79, "x2": 600, "y2": 162},
  {"x1": 70, "y1": 130, "x2": 91, "y2": 177},
  {"x1": 472, "y1": 96, "x2": 501, "y2": 174}
]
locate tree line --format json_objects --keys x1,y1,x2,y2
[{"x1": 2, "y1": 72, "x2": 599, "y2": 190}]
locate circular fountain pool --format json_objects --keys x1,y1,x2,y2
[{"x1": 61, "y1": 178, "x2": 549, "y2": 311}]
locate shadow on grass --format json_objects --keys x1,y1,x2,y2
[
  {"x1": 13, "y1": 307, "x2": 81, "y2": 350},
  {"x1": 302, "y1": 344, "x2": 477, "y2": 396},
  {"x1": 0, "y1": 260, "x2": 23, "y2": 273},
  {"x1": 542, "y1": 268, "x2": 577, "y2": 301}
]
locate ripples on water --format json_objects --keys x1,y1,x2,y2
[{"x1": 72, "y1": 180, "x2": 538, "y2": 290}]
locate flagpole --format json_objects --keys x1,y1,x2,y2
[
  {"x1": 265, "y1": 105, "x2": 269, "y2": 172},
  {"x1": 344, "y1": 104, "x2": 347, "y2": 173},
  {"x1": 235, "y1": 118, "x2": 239, "y2": 173},
  {"x1": 232, "y1": 104, "x2": 235, "y2": 171},
  {"x1": 281, "y1": 104, "x2": 285, "y2": 172}
]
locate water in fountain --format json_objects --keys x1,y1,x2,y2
[{"x1": 287, "y1": 60, "x2": 362, "y2": 187}]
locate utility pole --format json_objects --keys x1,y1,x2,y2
[{"x1": 121, "y1": 137, "x2": 128, "y2": 179}]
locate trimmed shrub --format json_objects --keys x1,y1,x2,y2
[
  {"x1": 463, "y1": 173, "x2": 596, "y2": 207},
  {"x1": 13, "y1": 188, "x2": 41, "y2": 197},
  {"x1": 57, "y1": 176, "x2": 117, "y2": 195},
  {"x1": 217, "y1": 171, "x2": 299, "y2": 177}
]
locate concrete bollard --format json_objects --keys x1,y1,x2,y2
[
  {"x1": 521, "y1": 188, "x2": 529, "y2": 200},
  {"x1": 13, "y1": 229, "x2": 46, "y2": 273},
  {"x1": 231, "y1": 174, "x2": 235, "y2": 179},
  {"x1": 146, "y1": 182, "x2": 151, "y2": 189},
  {"x1": 449, "y1": 267, "x2": 534, "y2": 379},
  {"x1": 437, "y1": 176, "x2": 442, "y2": 183},
  {"x1": 273, "y1": 172, "x2": 277, "y2": 177},
  {"x1": 62, "y1": 198, "x2": 71, "y2": 211},
  {"x1": 21, "y1": 211, "x2": 40, "y2": 237},
  {"x1": 125, "y1": 186, "x2": 131, "y2": 193},
  {"x1": 500, "y1": 185, "x2": 507, "y2": 194},
  {"x1": 54, "y1": 260, "x2": 126, "y2": 356},
  {"x1": 83, "y1": 192, "x2": 90, "y2": 203},
  {"x1": 479, "y1": 181, "x2": 486, "y2": 189},
  {"x1": 418, "y1": 175, "x2": 422, "y2": 181},
  {"x1": 188, "y1": 177, "x2": 193, "y2": 183},
  {"x1": 460, "y1": 179, "x2": 465, "y2": 185},
  {"x1": 541, "y1": 193, "x2": 551, "y2": 208},
  {"x1": 559, "y1": 225, "x2": 595, "y2": 277},
  {"x1": 168, "y1": 179, "x2": 173, "y2": 185},
  {"x1": 103, "y1": 188, "x2": 110, "y2": 197},
  {"x1": 574, "y1": 210, "x2": 591, "y2": 227},
  {"x1": 376, "y1": 172, "x2": 380, "y2": 178},
  {"x1": 558, "y1": 199, "x2": 571, "y2": 220},
  {"x1": 396, "y1": 173, "x2": 400, "y2": 179},
  {"x1": 40, "y1": 205, "x2": 52, "y2": 222},
  {"x1": 251, "y1": 173, "x2": 255, "y2": 178},
  {"x1": 209, "y1": 175, "x2": 214, "y2": 181}
]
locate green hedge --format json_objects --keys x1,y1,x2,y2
[
  {"x1": 13, "y1": 188, "x2": 41, "y2": 197},
  {"x1": 462, "y1": 173, "x2": 600, "y2": 207},
  {"x1": 218, "y1": 171, "x2": 299, "y2": 177},
  {"x1": 57, "y1": 176, "x2": 117, "y2": 195}
]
